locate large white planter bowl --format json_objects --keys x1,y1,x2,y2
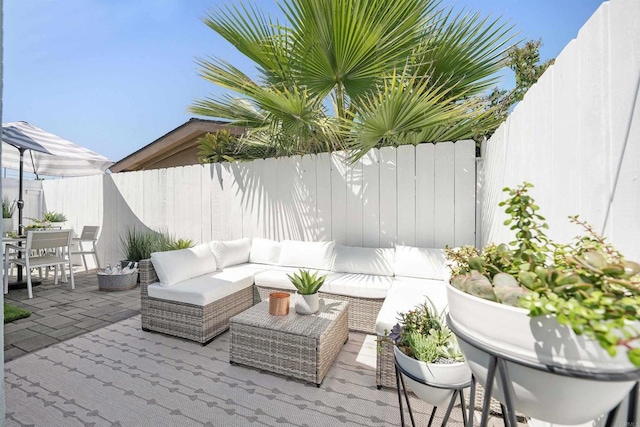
[
  {"x1": 447, "y1": 283, "x2": 639, "y2": 424},
  {"x1": 394, "y1": 346, "x2": 471, "y2": 407}
]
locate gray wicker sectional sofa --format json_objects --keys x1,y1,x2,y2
[{"x1": 140, "y1": 237, "x2": 449, "y2": 388}]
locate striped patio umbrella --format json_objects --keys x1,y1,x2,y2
[{"x1": 2, "y1": 121, "x2": 113, "y2": 236}]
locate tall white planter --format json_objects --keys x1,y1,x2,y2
[
  {"x1": 2, "y1": 218, "x2": 14, "y2": 234},
  {"x1": 394, "y1": 346, "x2": 471, "y2": 407},
  {"x1": 447, "y1": 283, "x2": 639, "y2": 424}
]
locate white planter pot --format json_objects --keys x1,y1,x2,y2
[
  {"x1": 295, "y1": 292, "x2": 319, "y2": 315},
  {"x1": 394, "y1": 346, "x2": 471, "y2": 407},
  {"x1": 2, "y1": 218, "x2": 14, "y2": 234},
  {"x1": 447, "y1": 283, "x2": 639, "y2": 424}
]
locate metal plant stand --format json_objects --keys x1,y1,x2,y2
[
  {"x1": 395, "y1": 356, "x2": 471, "y2": 426},
  {"x1": 447, "y1": 315, "x2": 640, "y2": 427}
]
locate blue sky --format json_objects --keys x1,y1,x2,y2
[{"x1": 4, "y1": 0, "x2": 605, "y2": 164}]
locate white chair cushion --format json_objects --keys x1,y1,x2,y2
[
  {"x1": 278, "y1": 240, "x2": 335, "y2": 270},
  {"x1": 147, "y1": 268, "x2": 256, "y2": 306},
  {"x1": 209, "y1": 238, "x2": 252, "y2": 269},
  {"x1": 249, "y1": 238, "x2": 281, "y2": 265},
  {"x1": 150, "y1": 243, "x2": 217, "y2": 287},
  {"x1": 332, "y1": 245, "x2": 394, "y2": 276},
  {"x1": 323, "y1": 272, "x2": 392, "y2": 299},
  {"x1": 254, "y1": 266, "x2": 331, "y2": 292},
  {"x1": 375, "y1": 277, "x2": 448, "y2": 336},
  {"x1": 393, "y1": 245, "x2": 446, "y2": 280}
]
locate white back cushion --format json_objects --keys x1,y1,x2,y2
[
  {"x1": 209, "y1": 238, "x2": 252, "y2": 269},
  {"x1": 249, "y1": 238, "x2": 281, "y2": 265},
  {"x1": 151, "y1": 243, "x2": 217, "y2": 286},
  {"x1": 394, "y1": 245, "x2": 446, "y2": 280},
  {"x1": 332, "y1": 245, "x2": 395, "y2": 276},
  {"x1": 278, "y1": 240, "x2": 335, "y2": 270}
]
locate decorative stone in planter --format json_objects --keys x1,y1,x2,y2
[
  {"x1": 394, "y1": 345, "x2": 471, "y2": 407},
  {"x1": 97, "y1": 272, "x2": 138, "y2": 291},
  {"x1": 447, "y1": 283, "x2": 639, "y2": 424}
]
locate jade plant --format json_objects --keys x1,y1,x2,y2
[
  {"x1": 390, "y1": 300, "x2": 463, "y2": 363},
  {"x1": 287, "y1": 269, "x2": 326, "y2": 295},
  {"x1": 446, "y1": 182, "x2": 640, "y2": 366}
]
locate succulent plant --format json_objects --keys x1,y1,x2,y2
[
  {"x1": 391, "y1": 299, "x2": 463, "y2": 363},
  {"x1": 287, "y1": 269, "x2": 326, "y2": 295},
  {"x1": 446, "y1": 182, "x2": 640, "y2": 366}
]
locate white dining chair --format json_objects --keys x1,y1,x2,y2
[
  {"x1": 4, "y1": 229, "x2": 75, "y2": 299},
  {"x1": 71, "y1": 226, "x2": 100, "y2": 272}
]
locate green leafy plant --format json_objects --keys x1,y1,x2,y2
[
  {"x1": 2, "y1": 198, "x2": 16, "y2": 219},
  {"x1": 446, "y1": 182, "x2": 640, "y2": 366},
  {"x1": 390, "y1": 300, "x2": 463, "y2": 363},
  {"x1": 42, "y1": 211, "x2": 67, "y2": 222},
  {"x1": 287, "y1": 269, "x2": 326, "y2": 295}
]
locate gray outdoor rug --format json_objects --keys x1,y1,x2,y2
[{"x1": 5, "y1": 316, "x2": 468, "y2": 427}]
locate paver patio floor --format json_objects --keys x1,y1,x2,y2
[{"x1": 4, "y1": 268, "x2": 140, "y2": 361}]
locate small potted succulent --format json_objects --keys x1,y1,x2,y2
[
  {"x1": 2, "y1": 198, "x2": 16, "y2": 234},
  {"x1": 390, "y1": 300, "x2": 470, "y2": 407},
  {"x1": 445, "y1": 182, "x2": 640, "y2": 423},
  {"x1": 287, "y1": 269, "x2": 326, "y2": 314}
]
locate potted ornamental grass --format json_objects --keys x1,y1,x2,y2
[
  {"x1": 2, "y1": 198, "x2": 16, "y2": 234},
  {"x1": 445, "y1": 182, "x2": 640, "y2": 423},
  {"x1": 390, "y1": 300, "x2": 470, "y2": 407},
  {"x1": 287, "y1": 269, "x2": 326, "y2": 314}
]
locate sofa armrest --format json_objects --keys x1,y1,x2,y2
[{"x1": 139, "y1": 259, "x2": 158, "y2": 300}]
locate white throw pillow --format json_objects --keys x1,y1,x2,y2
[
  {"x1": 394, "y1": 245, "x2": 446, "y2": 280},
  {"x1": 209, "y1": 238, "x2": 252, "y2": 269},
  {"x1": 278, "y1": 240, "x2": 335, "y2": 270},
  {"x1": 332, "y1": 245, "x2": 395, "y2": 276},
  {"x1": 249, "y1": 237, "x2": 281, "y2": 265},
  {"x1": 151, "y1": 243, "x2": 217, "y2": 286}
]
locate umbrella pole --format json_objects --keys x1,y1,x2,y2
[{"x1": 17, "y1": 148, "x2": 25, "y2": 282}]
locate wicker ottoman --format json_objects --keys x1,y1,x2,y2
[{"x1": 229, "y1": 298, "x2": 349, "y2": 386}]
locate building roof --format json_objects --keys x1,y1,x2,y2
[{"x1": 109, "y1": 118, "x2": 245, "y2": 173}]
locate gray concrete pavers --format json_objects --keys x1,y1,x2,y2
[{"x1": 3, "y1": 268, "x2": 140, "y2": 362}]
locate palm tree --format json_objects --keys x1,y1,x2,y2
[{"x1": 190, "y1": 0, "x2": 514, "y2": 161}]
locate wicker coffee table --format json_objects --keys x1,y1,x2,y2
[{"x1": 229, "y1": 298, "x2": 349, "y2": 386}]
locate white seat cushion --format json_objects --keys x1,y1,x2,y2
[
  {"x1": 221, "y1": 263, "x2": 272, "y2": 276},
  {"x1": 323, "y1": 272, "x2": 392, "y2": 299},
  {"x1": 147, "y1": 267, "x2": 256, "y2": 306},
  {"x1": 250, "y1": 238, "x2": 281, "y2": 265},
  {"x1": 332, "y1": 245, "x2": 395, "y2": 276},
  {"x1": 375, "y1": 277, "x2": 448, "y2": 336},
  {"x1": 278, "y1": 240, "x2": 335, "y2": 270},
  {"x1": 254, "y1": 267, "x2": 331, "y2": 292},
  {"x1": 209, "y1": 238, "x2": 252, "y2": 269},
  {"x1": 151, "y1": 243, "x2": 217, "y2": 286},
  {"x1": 394, "y1": 245, "x2": 447, "y2": 280}
]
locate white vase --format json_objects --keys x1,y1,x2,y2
[
  {"x1": 447, "y1": 283, "x2": 639, "y2": 424},
  {"x1": 394, "y1": 346, "x2": 471, "y2": 407},
  {"x1": 295, "y1": 292, "x2": 319, "y2": 315}
]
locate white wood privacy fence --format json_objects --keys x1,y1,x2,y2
[
  {"x1": 479, "y1": 0, "x2": 640, "y2": 261},
  {"x1": 42, "y1": 141, "x2": 477, "y2": 266}
]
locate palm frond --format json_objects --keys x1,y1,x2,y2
[{"x1": 412, "y1": 8, "x2": 516, "y2": 98}]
